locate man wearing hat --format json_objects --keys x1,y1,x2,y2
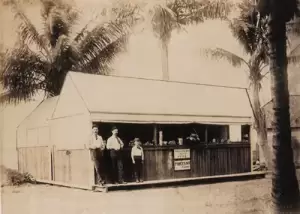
[{"x1": 106, "y1": 126, "x2": 126, "y2": 184}]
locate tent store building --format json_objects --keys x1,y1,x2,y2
[{"x1": 17, "y1": 72, "x2": 255, "y2": 189}]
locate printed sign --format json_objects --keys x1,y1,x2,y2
[
  {"x1": 174, "y1": 160, "x2": 191, "y2": 171},
  {"x1": 174, "y1": 149, "x2": 190, "y2": 159}
]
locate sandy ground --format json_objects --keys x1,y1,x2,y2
[
  {"x1": 1, "y1": 170, "x2": 300, "y2": 214},
  {"x1": 1, "y1": 178, "x2": 273, "y2": 214}
]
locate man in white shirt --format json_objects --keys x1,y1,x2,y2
[
  {"x1": 106, "y1": 126, "x2": 126, "y2": 184},
  {"x1": 87, "y1": 125, "x2": 106, "y2": 185}
]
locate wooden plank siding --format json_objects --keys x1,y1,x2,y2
[
  {"x1": 17, "y1": 146, "x2": 51, "y2": 180},
  {"x1": 17, "y1": 143, "x2": 250, "y2": 187},
  {"x1": 53, "y1": 149, "x2": 92, "y2": 188},
  {"x1": 122, "y1": 143, "x2": 251, "y2": 182}
]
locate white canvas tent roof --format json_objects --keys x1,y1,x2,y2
[
  {"x1": 18, "y1": 96, "x2": 59, "y2": 129},
  {"x1": 53, "y1": 72, "x2": 253, "y2": 124},
  {"x1": 17, "y1": 96, "x2": 58, "y2": 147}
]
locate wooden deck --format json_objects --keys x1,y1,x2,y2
[{"x1": 93, "y1": 171, "x2": 267, "y2": 192}]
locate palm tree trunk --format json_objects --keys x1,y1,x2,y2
[
  {"x1": 267, "y1": 15, "x2": 300, "y2": 212},
  {"x1": 161, "y1": 40, "x2": 169, "y2": 81},
  {"x1": 252, "y1": 82, "x2": 272, "y2": 169}
]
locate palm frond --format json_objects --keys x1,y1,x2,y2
[
  {"x1": 0, "y1": 44, "x2": 49, "y2": 103},
  {"x1": 73, "y1": 2, "x2": 140, "y2": 74},
  {"x1": 41, "y1": 0, "x2": 79, "y2": 47},
  {"x1": 0, "y1": 47, "x2": 7, "y2": 69},
  {"x1": 72, "y1": 21, "x2": 92, "y2": 44},
  {"x1": 195, "y1": 0, "x2": 232, "y2": 20},
  {"x1": 168, "y1": 0, "x2": 232, "y2": 25},
  {"x1": 151, "y1": 5, "x2": 178, "y2": 43},
  {"x1": 228, "y1": 18, "x2": 254, "y2": 54},
  {"x1": 77, "y1": 18, "x2": 130, "y2": 69},
  {"x1": 11, "y1": 2, "x2": 49, "y2": 53},
  {"x1": 0, "y1": 90, "x2": 31, "y2": 104},
  {"x1": 227, "y1": 0, "x2": 269, "y2": 64},
  {"x1": 203, "y1": 48, "x2": 249, "y2": 68},
  {"x1": 52, "y1": 34, "x2": 79, "y2": 72},
  {"x1": 78, "y1": 36, "x2": 127, "y2": 74},
  {"x1": 111, "y1": 2, "x2": 143, "y2": 26},
  {"x1": 41, "y1": 0, "x2": 78, "y2": 25},
  {"x1": 3, "y1": 0, "x2": 136, "y2": 102}
]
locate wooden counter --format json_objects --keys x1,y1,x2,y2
[{"x1": 121, "y1": 143, "x2": 251, "y2": 182}]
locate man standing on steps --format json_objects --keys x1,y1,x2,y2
[
  {"x1": 87, "y1": 125, "x2": 106, "y2": 185},
  {"x1": 107, "y1": 126, "x2": 126, "y2": 184}
]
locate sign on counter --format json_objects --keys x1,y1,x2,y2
[
  {"x1": 174, "y1": 160, "x2": 191, "y2": 171},
  {"x1": 174, "y1": 149, "x2": 191, "y2": 171},
  {"x1": 174, "y1": 149, "x2": 190, "y2": 159}
]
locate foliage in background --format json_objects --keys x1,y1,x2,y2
[
  {"x1": 203, "y1": 0, "x2": 300, "y2": 168},
  {"x1": 148, "y1": 0, "x2": 233, "y2": 80},
  {"x1": 0, "y1": 45, "x2": 6, "y2": 71},
  {"x1": 0, "y1": 0, "x2": 140, "y2": 103}
]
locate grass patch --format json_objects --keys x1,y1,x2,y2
[{"x1": 1, "y1": 165, "x2": 36, "y2": 187}]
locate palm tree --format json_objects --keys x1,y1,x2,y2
[
  {"x1": 257, "y1": 0, "x2": 300, "y2": 212},
  {"x1": 148, "y1": 0, "x2": 232, "y2": 80},
  {"x1": 0, "y1": 0, "x2": 139, "y2": 103},
  {"x1": 203, "y1": 0, "x2": 300, "y2": 169}
]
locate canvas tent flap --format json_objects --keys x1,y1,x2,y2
[{"x1": 65, "y1": 72, "x2": 252, "y2": 123}]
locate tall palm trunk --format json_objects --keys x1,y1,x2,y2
[
  {"x1": 161, "y1": 40, "x2": 169, "y2": 81},
  {"x1": 252, "y1": 81, "x2": 271, "y2": 168},
  {"x1": 249, "y1": 42, "x2": 272, "y2": 169},
  {"x1": 267, "y1": 16, "x2": 300, "y2": 212}
]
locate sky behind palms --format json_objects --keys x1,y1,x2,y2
[{"x1": 1, "y1": 0, "x2": 299, "y2": 104}]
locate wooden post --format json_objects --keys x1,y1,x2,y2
[
  {"x1": 250, "y1": 127, "x2": 255, "y2": 172},
  {"x1": 48, "y1": 146, "x2": 52, "y2": 181},
  {"x1": 205, "y1": 125, "x2": 208, "y2": 143},
  {"x1": 51, "y1": 145, "x2": 55, "y2": 181},
  {"x1": 16, "y1": 128, "x2": 20, "y2": 172},
  {"x1": 153, "y1": 124, "x2": 158, "y2": 145},
  {"x1": 87, "y1": 120, "x2": 95, "y2": 188},
  {"x1": 159, "y1": 130, "x2": 163, "y2": 146}
]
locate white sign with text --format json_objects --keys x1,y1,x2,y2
[
  {"x1": 174, "y1": 160, "x2": 191, "y2": 171},
  {"x1": 174, "y1": 149, "x2": 190, "y2": 159}
]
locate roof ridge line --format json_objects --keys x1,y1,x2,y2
[{"x1": 68, "y1": 71, "x2": 247, "y2": 90}]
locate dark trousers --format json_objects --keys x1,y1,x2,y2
[
  {"x1": 110, "y1": 150, "x2": 124, "y2": 183},
  {"x1": 90, "y1": 149, "x2": 105, "y2": 183},
  {"x1": 133, "y1": 156, "x2": 143, "y2": 181}
]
